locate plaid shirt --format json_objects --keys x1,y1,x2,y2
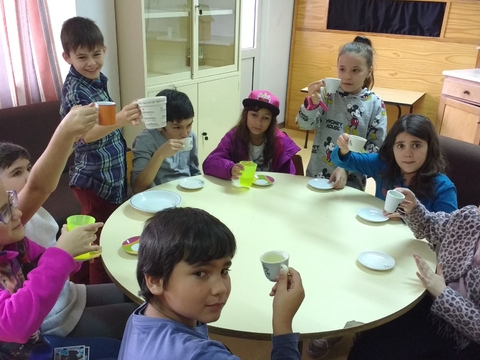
[{"x1": 60, "y1": 66, "x2": 127, "y2": 204}]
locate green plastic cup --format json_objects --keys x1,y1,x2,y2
[
  {"x1": 67, "y1": 215, "x2": 96, "y2": 231},
  {"x1": 66, "y1": 215, "x2": 99, "y2": 261},
  {"x1": 239, "y1": 161, "x2": 257, "y2": 187}
]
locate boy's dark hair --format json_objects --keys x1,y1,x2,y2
[
  {"x1": 156, "y1": 89, "x2": 195, "y2": 123},
  {"x1": 137, "y1": 207, "x2": 236, "y2": 303},
  {"x1": 338, "y1": 35, "x2": 375, "y2": 89},
  {"x1": 61, "y1": 17, "x2": 104, "y2": 55},
  {"x1": 379, "y1": 114, "x2": 446, "y2": 199},
  {"x1": 0, "y1": 143, "x2": 30, "y2": 172}
]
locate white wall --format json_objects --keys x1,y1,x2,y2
[
  {"x1": 255, "y1": 0, "x2": 294, "y2": 124},
  {"x1": 47, "y1": 0, "x2": 120, "y2": 108}
]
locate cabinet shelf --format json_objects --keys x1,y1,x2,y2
[
  {"x1": 144, "y1": 8, "x2": 233, "y2": 19},
  {"x1": 144, "y1": 10, "x2": 189, "y2": 19},
  {"x1": 152, "y1": 34, "x2": 234, "y2": 46}
]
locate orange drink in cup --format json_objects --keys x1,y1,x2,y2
[
  {"x1": 239, "y1": 161, "x2": 257, "y2": 187},
  {"x1": 95, "y1": 101, "x2": 116, "y2": 126}
]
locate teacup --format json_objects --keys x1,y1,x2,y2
[
  {"x1": 136, "y1": 97, "x2": 167, "y2": 129},
  {"x1": 260, "y1": 250, "x2": 290, "y2": 282},
  {"x1": 348, "y1": 135, "x2": 367, "y2": 153},
  {"x1": 180, "y1": 137, "x2": 193, "y2": 151},
  {"x1": 324, "y1": 77, "x2": 341, "y2": 94},
  {"x1": 384, "y1": 189, "x2": 405, "y2": 213}
]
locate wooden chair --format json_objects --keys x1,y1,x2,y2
[
  {"x1": 439, "y1": 136, "x2": 480, "y2": 208},
  {"x1": 292, "y1": 154, "x2": 304, "y2": 176}
]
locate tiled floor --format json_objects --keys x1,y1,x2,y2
[{"x1": 209, "y1": 128, "x2": 373, "y2": 360}]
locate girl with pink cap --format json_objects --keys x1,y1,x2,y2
[{"x1": 203, "y1": 90, "x2": 300, "y2": 180}]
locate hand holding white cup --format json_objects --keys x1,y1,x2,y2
[
  {"x1": 323, "y1": 77, "x2": 341, "y2": 94},
  {"x1": 180, "y1": 137, "x2": 193, "y2": 151},
  {"x1": 260, "y1": 250, "x2": 290, "y2": 282},
  {"x1": 348, "y1": 135, "x2": 367, "y2": 153},
  {"x1": 384, "y1": 189, "x2": 405, "y2": 213}
]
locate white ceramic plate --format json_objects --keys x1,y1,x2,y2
[
  {"x1": 358, "y1": 250, "x2": 395, "y2": 271},
  {"x1": 130, "y1": 190, "x2": 182, "y2": 213},
  {"x1": 308, "y1": 178, "x2": 333, "y2": 190},
  {"x1": 253, "y1": 174, "x2": 275, "y2": 186},
  {"x1": 357, "y1": 208, "x2": 388, "y2": 223},
  {"x1": 179, "y1": 178, "x2": 204, "y2": 190}
]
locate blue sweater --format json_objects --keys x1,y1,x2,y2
[
  {"x1": 119, "y1": 303, "x2": 301, "y2": 360},
  {"x1": 331, "y1": 147, "x2": 457, "y2": 213}
]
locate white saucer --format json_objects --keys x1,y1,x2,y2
[
  {"x1": 308, "y1": 178, "x2": 333, "y2": 190},
  {"x1": 357, "y1": 208, "x2": 388, "y2": 223},
  {"x1": 130, "y1": 190, "x2": 182, "y2": 213},
  {"x1": 179, "y1": 178, "x2": 204, "y2": 190},
  {"x1": 358, "y1": 250, "x2": 395, "y2": 271}
]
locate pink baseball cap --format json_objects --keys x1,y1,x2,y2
[{"x1": 242, "y1": 90, "x2": 280, "y2": 117}]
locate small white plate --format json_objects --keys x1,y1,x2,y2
[
  {"x1": 357, "y1": 208, "x2": 388, "y2": 223},
  {"x1": 130, "y1": 190, "x2": 182, "y2": 213},
  {"x1": 179, "y1": 178, "x2": 204, "y2": 190},
  {"x1": 308, "y1": 178, "x2": 333, "y2": 190},
  {"x1": 358, "y1": 250, "x2": 395, "y2": 271}
]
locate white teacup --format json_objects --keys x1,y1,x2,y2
[
  {"x1": 260, "y1": 250, "x2": 289, "y2": 282},
  {"x1": 180, "y1": 137, "x2": 193, "y2": 151},
  {"x1": 384, "y1": 190, "x2": 405, "y2": 213},
  {"x1": 136, "y1": 97, "x2": 167, "y2": 129},
  {"x1": 324, "y1": 77, "x2": 341, "y2": 94},
  {"x1": 348, "y1": 135, "x2": 367, "y2": 153}
]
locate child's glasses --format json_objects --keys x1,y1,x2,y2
[{"x1": 0, "y1": 190, "x2": 19, "y2": 225}]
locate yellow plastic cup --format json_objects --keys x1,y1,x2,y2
[
  {"x1": 66, "y1": 215, "x2": 101, "y2": 261},
  {"x1": 66, "y1": 215, "x2": 96, "y2": 231},
  {"x1": 239, "y1": 161, "x2": 257, "y2": 187}
]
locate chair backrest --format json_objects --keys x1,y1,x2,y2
[
  {"x1": 292, "y1": 154, "x2": 304, "y2": 176},
  {"x1": 439, "y1": 136, "x2": 480, "y2": 208}
]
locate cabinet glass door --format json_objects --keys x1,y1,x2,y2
[
  {"x1": 193, "y1": 0, "x2": 238, "y2": 77},
  {"x1": 143, "y1": 0, "x2": 192, "y2": 84}
]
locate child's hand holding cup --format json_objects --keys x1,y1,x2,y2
[
  {"x1": 63, "y1": 215, "x2": 103, "y2": 261},
  {"x1": 260, "y1": 250, "x2": 290, "y2": 282},
  {"x1": 348, "y1": 135, "x2": 367, "y2": 153},
  {"x1": 384, "y1": 190, "x2": 406, "y2": 213}
]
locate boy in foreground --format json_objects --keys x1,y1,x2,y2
[{"x1": 119, "y1": 207, "x2": 305, "y2": 359}]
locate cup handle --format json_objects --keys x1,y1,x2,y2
[{"x1": 280, "y1": 264, "x2": 290, "y2": 275}]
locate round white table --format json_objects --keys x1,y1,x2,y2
[{"x1": 101, "y1": 173, "x2": 435, "y2": 340}]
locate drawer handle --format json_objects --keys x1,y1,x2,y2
[{"x1": 463, "y1": 90, "x2": 470, "y2": 95}]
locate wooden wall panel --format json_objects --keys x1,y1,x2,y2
[
  {"x1": 443, "y1": 3, "x2": 480, "y2": 40},
  {"x1": 295, "y1": 0, "x2": 327, "y2": 30},
  {"x1": 286, "y1": 32, "x2": 478, "y2": 129}
]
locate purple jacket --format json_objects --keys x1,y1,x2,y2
[
  {"x1": 202, "y1": 128, "x2": 300, "y2": 180},
  {"x1": 0, "y1": 239, "x2": 78, "y2": 348}
]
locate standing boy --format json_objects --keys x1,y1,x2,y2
[
  {"x1": 131, "y1": 89, "x2": 201, "y2": 194},
  {"x1": 60, "y1": 17, "x2": 141, "y2": 284},
  {"x1": 119, "y1": 207, "x2": 305, "y2": 360}
]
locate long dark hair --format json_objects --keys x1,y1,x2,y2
[
  {"x1": 379, "y1": 114, "x2": 446, "y2": 199},
  {"x1": 338, "y1": 35, "x2": 375, "y2": 89},
  {"x1": 232, "y1": 106, "x2": 278, "y2": 167}
]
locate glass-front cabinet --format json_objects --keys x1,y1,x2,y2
[
  {"x1": 143, "y1": 0, "x2": 238, "y2": 85},
  {"x1": 116, "y1": 0, "x2": 241, "y2": 159}
]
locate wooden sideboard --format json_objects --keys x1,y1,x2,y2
[{"x1": 436, "y1": 69, "x2": 480, "y2": 145}]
